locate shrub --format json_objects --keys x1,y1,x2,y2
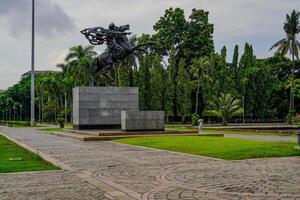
[
  {"x1": 192, "y1": 113, "x2": 200, "y2": 126},
  {"x1": 286, "y1": 113, "x2": 295, "y2": 124},
  {"x1": 56, "y1": 118, "x2": 65, "y2": 128},
  {"x1": 295, "y1": 114, "x2": 300, "y2": 122},
  {"x1": 204, "y1": 93, "x2": 243, "y2": 125}
]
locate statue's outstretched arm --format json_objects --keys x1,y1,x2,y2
[{"x1": 108, "y1": 30, "x2": 132, "y2": 35}]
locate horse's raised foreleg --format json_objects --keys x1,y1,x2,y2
[{"x1": 101, "y1": 65, "x2": 115, "y2": 85}]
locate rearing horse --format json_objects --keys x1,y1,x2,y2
[{"x1": 81, "y1": 23, "x2": 153, "y2": 85}]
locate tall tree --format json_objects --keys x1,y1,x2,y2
[
  {"x1": 176, "y1": 59, "x2": 191, "y2": 121},
  {"x1": 138, "y1": 55, "x2": 151, "y2": 110},
  {"x1": 239, "y1": 43, "x2": 256, "y2": 120},
  {"x1": 231, "y1": 44, "x2": 239, "y2": 87},
  {"x1": 164, "y1": 69, "x2": 174, "y2": 120},
  {"x1": 153, "y1": 8, "x2": 214, "y2": 65},
  {"x1": 270, "y1": 10, "x2": 300, "y2": 112},
  {"x1": 232, "y1": 45, "x2": 239, "y2": 69},
  {"x1": 153, "y1": 7, "x2": 186, "y2": 56},
  {"x1": 190, "y1": 57, "x2": 209, "y2": 114},
  {"x1": 164, "y1": 47, "x2": 177, "y2": 120},
  {"x1": 220, "y1": 46, "x2": 227, "y2": 62},
  {"x1": 150, "y1": 54, "x2": 165, "y2": 110},
  {"x1": 183, "y1": 8, "x2": 214, "y2": 65}
]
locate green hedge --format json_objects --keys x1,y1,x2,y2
[{"x1": 0, "y1": 120, "x2": 31, "y2": 127}]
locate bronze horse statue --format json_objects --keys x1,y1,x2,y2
[{"x1": 81, "y1": 23, "x2": 153, "y2": 85}]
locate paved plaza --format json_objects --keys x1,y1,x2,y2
[{"x1": 0, "y1": 126, "x2": 300, "y2": 200}]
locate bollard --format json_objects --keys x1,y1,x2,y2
[
  {"x1": 296, "y1": 132, "x2": 300, "y2": 149},
  {"x1": 198, "y1": 119, "x2": 203, "y2": 134}
]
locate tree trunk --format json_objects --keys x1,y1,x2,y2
[
  {"x1": 290, "y1": 51, "x2": 295, "y2": 113},
  {"x1": 70, "y1": 101, "x2": 73, "y2": 124},
  {"x1": 54, "y1": 102, "x2": 57, "y2": 123},
  {"x1": 222, "y1": 116, "x2": 228, "y2": 126},
  {"x1": 39, "y1": 100, "x2": 41, "y2": 123},
  {"x1": 41, "y1": 92, "x2": 44, "y2": 123},
  {"x1": 194, "y1": 78, "x2": 200, "y2": 114},
  {"x1": 64, "y1": 92, "x2": 67, "y2": 123},
  {"x1": 181, "y1": 116, "x2": 186, "y2": 123}
]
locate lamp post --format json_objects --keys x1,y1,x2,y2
[{"x1": 30, "y1": 0, "x2": 35, "y2": 126}]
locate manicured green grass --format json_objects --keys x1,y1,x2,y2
[
  {"x1": 39, "y1": 128, "x2": 66, "y2": 132},
  {"x1": 0, "y1": 135, "x2": 59, "y2": 173},
  {"x1": 165, "y1": 124, "x2": 300, "y2": 137},
  {"x1": 0, "y1": 121, "x2": 31, "y2": 127},
  {"x1": 165, "y1": 124, "x2": 197, "y2": 131},
  {"x1": 203, "y1": 129, "x2": 297, "y2": 137},
  {"x1": 114, "y1": 136, "x2": 300, "y2": 160},
  {"x1": 165, "y1": 124, "x2": 297, "y2": 137}
]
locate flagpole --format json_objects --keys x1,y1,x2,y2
[{"x1": 30, "y1": 0, "x2": 35, "y2": 126}]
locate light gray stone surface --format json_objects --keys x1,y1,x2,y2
[
  {"x1": 0, "y1": 126, "x2": 300, "y2": 200},
  {"x1": 73, "y1": 87, "x2": 138, "y2": 128},
  {"x1": 0, "y1": 171, "x2": 112, "y2": 200},
  {"x1": 121, "y1": 111, "x2": 165, "y2": 131}
]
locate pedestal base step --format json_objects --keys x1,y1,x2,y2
[{"x1": 46, "y1": 130, "x2": 223, "y2": 141}]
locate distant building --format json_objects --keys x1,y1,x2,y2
[
  {"x1": 21, "y1": 70, "x2": 61, "y2": 79},
  {"x1": 0, "y1": 89, "x2": 4, "y2": 94}
]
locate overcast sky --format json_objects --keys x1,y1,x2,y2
[{"x1": 0, "y1": 0, "x2": 299, "y2": 89}]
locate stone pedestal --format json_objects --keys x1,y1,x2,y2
[
  {"x1": 73, "y1": 87, "x2": 138, "y2": 129},
  {"x1": 121, "y1": 111, "x2": 165, "y2": 131}
]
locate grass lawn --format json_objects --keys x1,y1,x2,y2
[
  {"x1": 203, "y1": 129, "x2": 297, "y2": 137},
  {"x1": 165, "y1": 124, "x2": 197, "y2": 131},
  {"x1": 0, "y1": 135, "x2": 59, "y2": 173},
  {"x1": 114, "y1": 136, "x2": 300, "y2": 160},
  {"x1": 165, "y1": 124, "x2": 298, "y2": 137},
  {"x1": 38, "y1": 127, "x2": 67, "y2": 132}
]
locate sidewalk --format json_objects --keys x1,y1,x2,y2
[{"x1": 0, "y1": 126, "x2": 299, "y2": 200}]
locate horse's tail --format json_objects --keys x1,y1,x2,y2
[{"x1": 132, "y1": 41, "x2": 155, "y2": 53}]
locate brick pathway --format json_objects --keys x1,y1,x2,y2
[
  {"x1": 0, "y1": 126, "x2": 300, "y2": 200},
  {"x1": 0, "y1": 171, "x2": 113, "y2": 200}
]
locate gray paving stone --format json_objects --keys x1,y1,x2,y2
[
  {"x1": 0, "y1": 171, "x2": 112, "y2": 200},
  {"x1": 0, "y1": 126, "x2": 300, "y2": 200}
]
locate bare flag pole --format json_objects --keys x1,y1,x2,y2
[{"x1": 30, "y1": 0, "x2": 35, "y2": 126}]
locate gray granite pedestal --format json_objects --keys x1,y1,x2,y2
[{"x1": 73, "y1": 87, "x2": 138, "y2": 130}]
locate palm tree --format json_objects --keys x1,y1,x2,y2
[
  {"x1": 190, "y1": 57, "x2": 209, "y2": 114},
  {"x1": 205, "y1": 93, "x2": 243, "y2": 125},
  {"x1": 270, "y1": 10, "x2": 300, "y2": 113},
  {"x1": 65, "y1": 45, "x2": 97, "y2": 86},
  {"x1": 286, "y1": 78, "x2": 300, "y2": 98},
  {"x1": 60, "y1": 75, "x2": 74, "y2": 122}
]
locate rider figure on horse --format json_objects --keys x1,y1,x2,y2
[{"x1": 81, "y1": 23, "x2": 153, "y2": 85}]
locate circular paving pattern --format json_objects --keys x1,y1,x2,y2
[{"x1": 1, "y1": 127, "x2": 300, "y2": 200}]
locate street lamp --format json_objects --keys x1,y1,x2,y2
[{"x1": 30, "y1": 0, "x2": 35, "y2": 126}]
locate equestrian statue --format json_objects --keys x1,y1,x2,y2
[{"x1": 81, "y1": 23, "x2": 153, "y2": 85}]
